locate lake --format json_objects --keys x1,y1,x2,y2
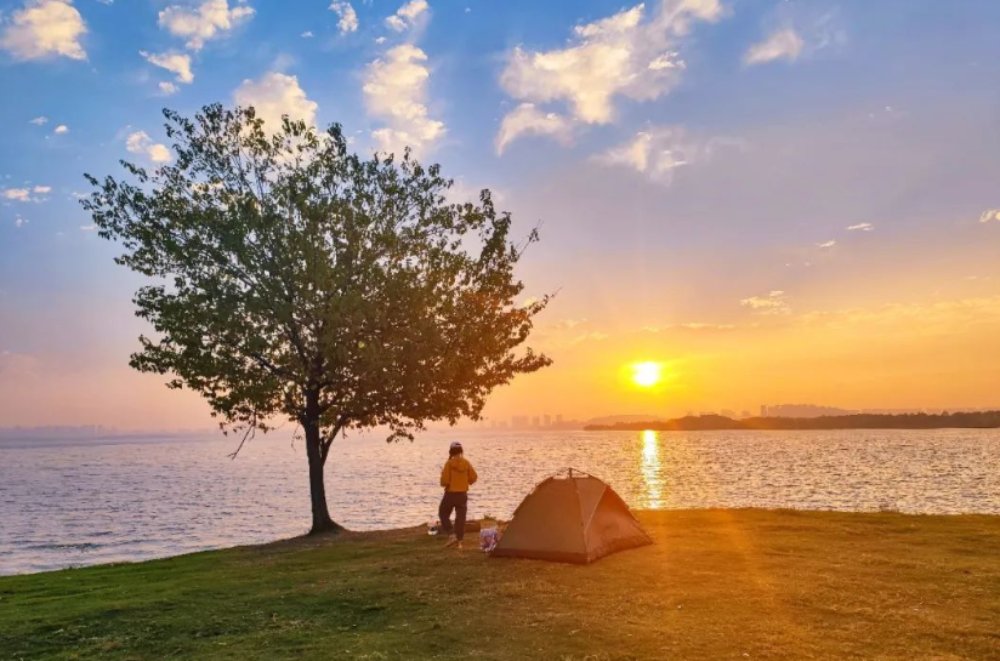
[{"x1": 1, "y1": 429, "x2": 998, "y2": 575}]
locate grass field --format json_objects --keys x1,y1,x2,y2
[{"x1": 1, "y1": 509, "x2": 998, "y2": 660}]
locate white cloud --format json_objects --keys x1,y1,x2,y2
[
  {"x1": 32, "y1": 185, "x2": 51, "y2": 194},
  {"x1": 598, "y1": 127, "x2": 693, "y2": 183},
  {"x1": 125, "y1": 131, "x2": 172, "y2": 164},
  {"x1": 817, "y1": 240, "x2": 836, "y2": 249},
  {"x1": 384, "y1": 0, "x2": 427, "y2": 32},
  {"x1": 743, "y1": 28, "x2": 804, "y2": 66},
  {"x1": 846, "y1": 222, "x2": 873, "y2": 231},
  {"x1": 140, "y1": 50, "x2": 194, "y2": 84},
  {"x1": 363, "y1": 44, "x2": 444, "y2": 156},
  {"x1": 301, "y1": 30, "x2": 313, "y2": 38},
  {"x1": 495, "y1": 103, "x2": 573, "y2": 155},
  {"x1": 79, "y1": 224, "x2": 96, "y2": 231},
  {"x1": 158, "y1": 0, "x2": 254, "y2": 51},
  {"x1": 29, "y1": 116, "x2": 48, "y2": 125},
  {"x1": 53, "y1": 124, "x2": 68, "y2": 134},
  {"x1": 159, "y1": 81, "x2": 179, "y2": 95},
  {"x1": 0, "y1": 0, "x2": 87, "y2": 61},
  {"x1": 329, "y1": 2, "x2": 358, "y2": 34},
  {"x1": 740, "y1": 290, "x2": 789, "y2": 315},
  {"x1": 15, "y1": 216, "x2": 28, "y2": 228},
  {"x1": 2, "y1": 188, "x2": 32, "y2": 202},
  {"x1": 597, "y1": 127, "x2": 742, "y2": 183},
  {"x1": 233, "y1": 72, "x2": 318, "y2": 130},
  {"x1": 979, "y1": 209, "x2": 1000, "y2": 224},
  {"x1": 495, "y1": 0, "x2": 723, "y2": 150}
]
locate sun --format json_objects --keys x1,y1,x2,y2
[{"x1": 632, "y1": 361, "x2": 662, "y2": 388}]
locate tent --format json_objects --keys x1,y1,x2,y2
[{"x1": 491, "y1": 469, "x2": 653, "y2": 563}]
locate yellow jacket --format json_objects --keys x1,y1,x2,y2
[{"x1": 440, "y1": 456, "x2": 478, "y2": 492}]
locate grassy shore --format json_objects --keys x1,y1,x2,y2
[{"x1": 2, "y1": 509, "x2": 998, "y2": 660}]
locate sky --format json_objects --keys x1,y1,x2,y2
[{"x1": 1, "y1": 0, "x2": 999, "y2": 430}]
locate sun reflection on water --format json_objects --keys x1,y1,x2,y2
[{"x1": 640, "y1": 429, "x2": 664, "y2": 508}]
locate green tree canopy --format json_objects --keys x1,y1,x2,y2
[{"x1": 83, "y1": 104, "x2": 551, "y2": 533}]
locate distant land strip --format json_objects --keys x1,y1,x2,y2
[{"x1": 584, "y1": 411, "x2": 1000, "y2": 431}]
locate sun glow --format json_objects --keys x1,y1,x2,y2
[{"x1": 632, "y1": 361, "x2": 662, "y2": 388}]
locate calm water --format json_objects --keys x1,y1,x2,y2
[{"x1": 1, "y1": 429, "x2": 998, "y2": 575}]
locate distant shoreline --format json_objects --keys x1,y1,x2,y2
[{"x1": 584, "y1": 411, "x2": 1000, "y2": 431}]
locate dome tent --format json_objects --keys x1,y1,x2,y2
[{"x1": 491, "y1": 468, "x2": 652, "y2": 564}]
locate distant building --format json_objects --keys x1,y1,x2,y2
[{"x1": 543, "y1": 414, "x2": 551, "y2": 427}]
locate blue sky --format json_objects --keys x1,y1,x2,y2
[{"x1": 2, "y1": 0, "x2": 1000, "y2": 428}]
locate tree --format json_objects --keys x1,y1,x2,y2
[{"x1": 83, "y1": 104, "x2": 551, "y2": 534}]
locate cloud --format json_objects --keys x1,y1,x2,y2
[
  {"x1": 384, "y1": 0, "x2": 427, "y2": 32},
  {"x1": 740, "y1": 290, "x2": 789, "y2": 315},
  {"x1": 14, "y1": 215, "x2": 28, "y2": 228},
  {"x1": 140, "y1": 50, "x2": 194, "y2": 83},
  {"x1": 2, "y1": 188, "x2": 32, "y2": 202},
  {"x1": 363, "y1": 44, "x2": 444, "y2": 156},
  {"x1": 596, "y1": 127, "x2": 742, "y2": 183},
  {"x1": 495, "y1": 0, "x2": 723, "y2": 150},
  {"x1": 2, "y1": 185, "x2": 50, "y2": 202},
  {"x1": 79, "y1": 224, "x2": 96, "y2": 231},
  {"x1": 743, "y1": 28, "x2": 804, "y2": 66},
  {"x1": 125, "y1": 131, "x2": 172, "y2": 164},
  {"x1": 158, "y1": 0, "x2": 254, "y2": 51},
  {"x1": 846, "y1": 222, "x2": 873, "y2": 231},
  {"x1": 817, "y1": 240, "x2": 836, "y2": 249},
  {"x1": 53, "y1": 124, "x2": 68, "y2": 134},
  {"x1": 329, "y1": 2, "x2": 358, "y2": 34},
  {"x1": 598, "y1": 127, "x2": 693, "y2": 183},
  {"x1": 301, "y1": 30, "x2": 313, "y2": 38},
  {"x1": 159, "y1": 81, "x2": 179, "y2": 95},
  {"x1": 979, "y1": 209, "x2": 1000, "y2": 223},
  {"x1": 495, "y1": 103, "x2": 573, "y2": 155},
  {"x1": 0, "y1": 0, "x2": 87, "y2": 61},
  {"x1": 233, "y1": 72, "x2": 318, "y2": 130},
  {"x1": 29, "y1": 116, "x2": 48, "y2": 125}
]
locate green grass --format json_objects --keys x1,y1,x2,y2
[{"x1": 2, "y1": 510, "x2": 998, "y2": 660}]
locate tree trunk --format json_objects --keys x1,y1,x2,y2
[{"x1": 304, "y1": 412, "x2": 342, "y2": 535}]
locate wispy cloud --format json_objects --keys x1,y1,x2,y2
[
  {"x1": 743, "y1": 28, "x2": 803, "y2": 66},
  {"x1": 140, "y1": 50, "x2": 194, "y2": 84},
  {"x1": 846, "y1": 222, "x2": 874, "y2": 231},
  {"x1": 979, "y1": 209, "x2": 1000, "y2": 224},
  {"x1": 2, "y1": 186, "x2": 50, "y2": 202},
  {"x1": 740, "y1": 290, "x2": 790, "y2": 315},
  {"x1": 817, "y1": 240, "x2": 836, "y2": 249},
  {"x1": 495, "y1": 104, "x2": 572, "y2": 155},
  {"x1": 596, "y1": 127, "x2": 743, "y2": 184},
  {"x1": 0, "y1": 0, "x2": 87, "y2": 61},
  {"x1": 53, "y1": 124, "x2": 68, "y2": 134},
  {"x1": 29, "y1": 116, "x2": 48, "y2": 126}
]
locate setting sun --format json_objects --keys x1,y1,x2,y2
[{"x1": 632, "y1": 362, "x2": 662, "y2": 388}]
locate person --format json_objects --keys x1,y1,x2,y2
[{"x1": 438, "y1": 441, "x2": 477, "y2": 549}]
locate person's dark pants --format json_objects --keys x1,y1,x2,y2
[{"x1": 438, "y1": 491, "x2": 468, "y2": 541}]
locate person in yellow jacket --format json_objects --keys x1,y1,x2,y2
[{"x1": 439, "y1": 441, "x2": 477, "y2": 549}]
